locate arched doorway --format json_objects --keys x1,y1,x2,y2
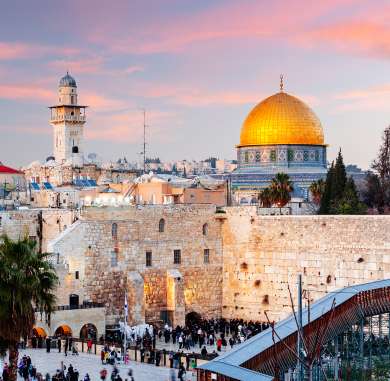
[
  {"x1": 185, "y1": 311, "x2": 202, "y2": 328},
  {"x1": 55, "y1": 325, "x2": 72, "y2": 337},
  {"x1": 79, "y1": 323, "x2": 97, "y2": 340},
  {"x1": 32, "y1": 327, "x2": 47, "y2": 338}
]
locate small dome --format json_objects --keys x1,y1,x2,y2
[
  {"x1": 239, "y1": 91, "x2": 324, "y2": 147},
  {"x1": 59, "y1": 72, "x2": 77, "y2": 87}
]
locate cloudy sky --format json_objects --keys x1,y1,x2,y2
[{"x1": 1, "y1": 0, "x2": 390, "y2": 169}]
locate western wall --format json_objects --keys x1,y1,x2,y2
[
  {"x1": 2, "y1": 206, "x2": 390, "y2": 335},
  {"x1": 222, "y1": 207, "x2": 390, "y2": 322}
]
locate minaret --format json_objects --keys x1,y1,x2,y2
[{"x1": 49, "y1": 72, "x2": 87, "y2": 166}]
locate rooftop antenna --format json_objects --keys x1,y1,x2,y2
[
  {"x1": 280, "y1": 74, "x2": 284, "y2": 92},
  {"x1": 140, "y1": 109, "x2": 148, "y2": 174}
]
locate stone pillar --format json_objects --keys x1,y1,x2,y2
[
  {"x1": 127, "y1": 271, "x2": 145, "y2": 325},
  {"x1": 166, "y1": 269, "x2": 185, "y2": 327}
]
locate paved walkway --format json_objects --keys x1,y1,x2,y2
[{"x1": 14, "y1": 349, "x2": 183, "y2": 381}]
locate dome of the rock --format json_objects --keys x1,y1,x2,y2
[{"x1": 239, "y1": 91, "x2": 324, "y2": 147}]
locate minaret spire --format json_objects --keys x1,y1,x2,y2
[{"x1": 280, "y1": 74, "x2": 284, "y2": 92}]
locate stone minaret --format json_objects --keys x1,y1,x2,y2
[{"x1": 50, "y1": 72, "x2": 87, "y2": 166}]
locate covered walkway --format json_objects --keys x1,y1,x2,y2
[{"x1": 198, "y1": 279, "x2": 390, "y2": 381}]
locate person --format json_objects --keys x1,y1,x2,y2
[
  {"x1": 201, "y1": 346, "x2": 208, "y2": 357},
  {"x1": 87, "y1": 339, "x2": 93, "y2": 354},
  {"x1": 178, "y1": 363, "x2": 186, "y2": 381},
  {"x1": 84, "y1": 374, "x2": 90, "y2": 381},
  {"x1": 57, "y1": 337, "x2": 61, "y2": 353},
  {"x1": 216, "y1": 338, "x2": 222, "y2": 352},
  {"x1": 127, "y1": 369, "x2": 134, "y2": 381},
  {"x1": 64, "y1": 337, "x2": 68, "y2": 356},
  {"x1": 46, "y1": 337, "x2": 51, "y2": 353},
  {"x1": 101, "y1": 349, "x2": 105, "y2": 364},
  {"x1": 155, "y1": 350, "x2": 161, "y2": 367},
  {"x1": 100, "y1": 369, "x2": 107, "y2": 381}
]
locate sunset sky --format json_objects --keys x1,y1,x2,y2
[{"x1": 1, "y1": 0, "x2": 390, "y2": 169}]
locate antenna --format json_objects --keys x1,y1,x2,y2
[{"x1": 140, "y1": 109, "x2": 148, "y2": 174}]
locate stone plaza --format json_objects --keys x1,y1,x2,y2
[{"x1": 13, "y1": 349, "x2": 175, "y2": 381}]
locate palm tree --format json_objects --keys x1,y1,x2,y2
[
  {"x1": 309, "y1": 179, "x2": 325, "y2": 205},
  {"x1": 259, "y1": 187, "x2": 274, "y2": 207},
  {"x1": 0, "y1": 235, "x2": 58, "y2": 381},
  {"x1": 269, "y1": 173, "x2": 294, "y2": 208}
]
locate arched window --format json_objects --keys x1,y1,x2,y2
[
  {"x1": 112, "y1": 223, "x2": 118, "y2": 239},
  {"x1": 202, "y1": 223, "x2": 208, "y2": 236},
  {"x1": 159, "y1": 218, "x2": 165, "y2": 233}
]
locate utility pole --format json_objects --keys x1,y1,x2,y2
[
  {"x1": 142, "y1": 109, "x2": 147, "y2": 174},
  {"x1": 297, "y1": 274, "x2": 303, "y2": 381}
]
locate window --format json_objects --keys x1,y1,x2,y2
[
  {"x1": 75, "y1": 271, "x2": 79, "y2": 280},
  {"x1": 159, "y1": 218, "x2": 165, "y2": 233},
  {"x1": 146, "y1": 251, "x2": 152, "y2": 267},
  {"x1": 202, "y1": 223, "x2": 208, "y2": 236},
  {"x1": 111, "y1": 250, "x2": 118, "y2": 267},
  {"x1": 71, "y1": 95, "x2": 74, "y2": 104},
  {"x1": 204, "y1": 249, "x2": 210, "y2": 264},
  {"x1": 112, "y1": 223, "x2": 118, "y2": 240},
  {"x1": 173, "y1": 249, "x2": 181, "y2": 265}
]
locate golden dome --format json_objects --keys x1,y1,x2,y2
[{"x1": 239, "y1": 91, "x2": 324, "y2": 147}]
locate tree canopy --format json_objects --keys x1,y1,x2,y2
[
  {"x1": 0, "y1": 235, "x2": 58, "y2": 380},
  {"x1": 319, "y1": 150, "x2": 365, "y2": 214}
]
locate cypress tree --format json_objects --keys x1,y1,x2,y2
[
  {"x1": 319, "y1": 162, "x2": 334, "y2": 214},
  {"x1": 336, "y1": 177, "x2": 366, "y2": 214},
  {"x1": 331, "y1": 149, "x2": 347, "y2": 202}
]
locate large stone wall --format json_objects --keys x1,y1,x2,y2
[
  {"x1": 222, "y1": 207, "x2": 390, "y2": 322},
  {"x1": 51, "y1": 205, "x2": 223, "y2": 326},
  {"x1": 5, "y1": 205, "x2": 390, "y2": 333},
  {"x1": 0, "y1": 209, "x2": 76, "y2": 252}
]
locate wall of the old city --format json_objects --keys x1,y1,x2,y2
[
  {"x1": 222, "y1": 207, "x2": 390, "y2": 322},
  {"x1": 51, "y1": 205, "x2": 223, "y2": 326}
]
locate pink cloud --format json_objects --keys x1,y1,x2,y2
[
  {"x1": 86, "y1": 110, "x2": 177, "y2": 143},
  {"x1": 333, "y1": 84, "x2": 390, "y2": 111},
  {"x1": 0, "y1": 84, "x2": 54, "y2": 102},
  {"x1": 82, "y1": 92, "x2": 129, "y2": 112},
  {"x1": 47, "y1": 57, "x2": 105, "y2": 74},
  {"x1": 88, "y1": 0, "x2": 357, "y2": 55},
  {"x1": 0, "y1": 41, "x2": 79, "y2": 61}
]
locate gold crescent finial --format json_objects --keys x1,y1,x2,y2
[{"x1": 280, "y1": 74, "x2": 284, "y2": 92}]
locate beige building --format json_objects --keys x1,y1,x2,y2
[{"x1": 132, "y1": 173, "x2": 227, "y2": 207}]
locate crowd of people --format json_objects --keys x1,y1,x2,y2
[
  {"x1": 155, "y1": 317, "x2": 269, "y2": 353},
  {"x1": 0, "y1": 318, "x2": 269, "y2": 381}
]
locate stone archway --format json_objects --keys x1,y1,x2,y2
[
  {"x1": 185, "y1": 311, "x2": 202, "y2": 328},
  {"x1": 32, "y1": 327, "x2": 47, "y2": 338},
  {"x1": 79, "y1": 323, "x2": 97, "y2": 340},
  {"x1": 54, "y1": 324, "x2": 72, "y2": 337}
]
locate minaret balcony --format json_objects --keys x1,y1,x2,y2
[{"x1": 50, "y1": 115, "x2": 86, "y2": 123}]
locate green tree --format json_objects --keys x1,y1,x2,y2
[
  {"x1": 366, "y1": 126, "x2": 390, "y2": 213},
  {"x1": 331, "y1": 149, "x2": 347, "y2": 202},
  {"x1": 319, "y1": 162, "x2": 335, "y2": 214},
  {"x1": 335, "y1": 177, "x2": 366, "y2": 214},
  {"x1": 269, "y1": 173, "x2": 294, "y2": 208},
  {"x1": 0, "y1": 235, "x2": 58, "y2": 381},
  {"x1": 309, "y1": 179, "x2": 325, "y2": 206},
  {"x1": 364, "y1": 172, "x2": 387, "y2": 213},
  {"x1": 259, "y1": 187, "x2": 273, "y2": 207}
]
